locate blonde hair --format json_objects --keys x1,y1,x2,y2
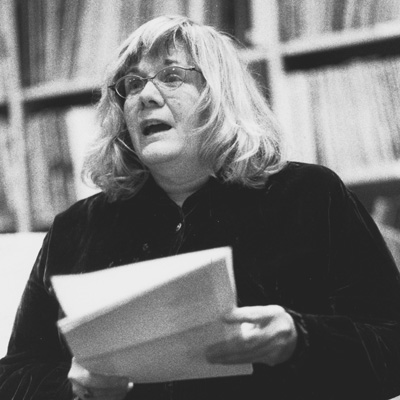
[{"x1": 83, "y1": 15, "x2": 286, "y2": 201}]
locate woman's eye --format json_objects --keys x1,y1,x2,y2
[
  {"x1": 163, "y1": 73, "x2": 182, "y2": 83},
  {"x1": 126, "y1": 78, "x2": 143, "y2": 91}
]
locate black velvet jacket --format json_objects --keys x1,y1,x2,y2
[{"x1": 1, "y1": 162, "x2": 400, "y2": 400}]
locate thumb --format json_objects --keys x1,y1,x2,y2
[{"x1": 223, "y1": 305, "x2": 286, "y2": 323}]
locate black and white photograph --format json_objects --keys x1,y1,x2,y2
[{"x1": 1, "y1": 1, "x2": 400, "y2": 399}]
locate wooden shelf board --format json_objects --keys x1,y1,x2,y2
[
  {"x1": 341, "y1": 162, "x2": 400, "y2": 186},
  {"x1": 281, "y1": 21, "x2": 400, "y2": 57},
  {"x1": 22, "y1": 78, "x2": 102, "y2": 103}
]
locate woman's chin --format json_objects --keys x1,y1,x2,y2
[{"x1": 139, "y1": 147, "x2": 182, "y2": 168}]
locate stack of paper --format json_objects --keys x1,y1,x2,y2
[{"x1": 51, "y1": 247, "x2": 253, "y2": 382}]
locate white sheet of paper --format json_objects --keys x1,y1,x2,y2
[
  {"x1": 79, "y1": 319, "x2": 252, "y2": 382},
  {"x1": 51, "y1": 247, "x2": 253, "y2": 382}
]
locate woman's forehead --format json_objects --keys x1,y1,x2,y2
[{"x1": 127, "y1": 45, "x2": 191, "y2": 71}]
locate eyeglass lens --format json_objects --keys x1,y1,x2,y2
[{"x1": 117, "y1": 66, "x2": 188, "y2": 98}]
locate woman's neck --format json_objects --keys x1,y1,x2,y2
[{"x1": 150, "y1": 167, "x2": 211, "y2": 207}]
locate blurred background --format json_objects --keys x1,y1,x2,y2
[{"x1": 0, "y1": 0, "x2": 400, "y2": 357}]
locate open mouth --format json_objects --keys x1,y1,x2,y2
[{"x1": 143, "y1": 123, "x2": 172, "y2": 136}]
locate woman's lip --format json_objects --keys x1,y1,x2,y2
[
  {"x1": 143, "y1": 123, "x2": 172, "y2": 136},
  {"x1": 139, "y1": 118, "x2": 173, "y2": 135},
  {"x1": 140, "y1": 118, "x2": 170, "y2": 130}
]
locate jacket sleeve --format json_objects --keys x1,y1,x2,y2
[
  {"x1": 286, "y1": 169, "x2": 400, "y2": 400},
  {"x1": 0, "y1": 228, "x2": 73, "y2": 399}
]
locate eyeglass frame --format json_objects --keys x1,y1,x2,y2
[{"x1": 108, "y1": 65, "x2": 202, "y2": 99}]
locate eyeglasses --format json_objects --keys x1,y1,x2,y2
[{"x1": 109, "y1": 66, "x2": 202, "y2": 99}]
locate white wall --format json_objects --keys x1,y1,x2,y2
[{"x1": 0, "y1": 233, "x2": 45, "y2": 357}]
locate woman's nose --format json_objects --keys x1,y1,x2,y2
[{"x1": 139, "y1": 80, "x2": 165, "y2": 108}]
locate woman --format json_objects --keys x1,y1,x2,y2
[{"x1": 1, "y1": 15, "x2": 400, "y2": 400}]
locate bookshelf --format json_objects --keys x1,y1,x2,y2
[
  {"x1": 247, "y1": 0, "x2": 400, "y2": 232},
  {"x1": 1, "y1": 0, "x2": 400, "y2": 234},
  {"x1": 1, "y1": 0, "x2": 31, "y2": 232}
]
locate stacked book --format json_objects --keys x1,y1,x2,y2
[
  {"x1": 282, "y1": 56, "x2": 400, "y2": 177},
  {"x1": 0, "y1": 117, "x2": 17, "y2": 232},
  {"x1": 278, "y1": 0, "x2": 400, "y2": 41},
  {"x1": 25, "y1": 105, "x2": 99, "y2": 230},
  {"x1": 18, "y1": 0, "x2": 187, "y2": 86}
]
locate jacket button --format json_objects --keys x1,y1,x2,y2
[
  {"x1": 175, "y1": 222, "x2": 182, "y2": 232},
  {"x1": 142, "y1": 243, "x2": 149, "y2": 251}
]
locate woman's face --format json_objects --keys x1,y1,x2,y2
[{"x1": 123, "y1": 46, "x2": 205, "y2": 171}]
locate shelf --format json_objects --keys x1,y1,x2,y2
[
  {"x1": 281, "y1": 21, "x2": 400, "y2": 57},
  {"x1": 22, "y1": 78, "x2": 101, "y2": 103},
  {"x1": 341, "y1": 162, "x2": 400, "y2": 187},
  {"x1": 1, "y1": 0, "x2": 400, "y2": 233}
]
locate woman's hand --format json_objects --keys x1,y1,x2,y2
[
  {"x1": 68, "y1": 358, "x2": 133, "y2": 400},
  {"x1": 206, "y1": 305, "x2": 298, "y2": 366}
]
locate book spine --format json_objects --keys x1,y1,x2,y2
[
  {"x1": 284, "y1": 57, "x2": 400, "y2": 176},
  {"x1": 279, "y1": 0, "x2": 400, "y2": 42},
  {"x1": 0, "y1": 116, "x2": 17, "y2": 232},
  {"x1": 25, "y1": 108, "x2": 80, "y2": 230}
]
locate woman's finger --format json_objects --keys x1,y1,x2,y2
[
  {"x1": 223, "y1": 305, "x2": 287, "y2": 324},
  {"x1": 68, "y1": 358, "x2": 133, "y2": 399},
  {"x1": 207, "y1": 306, "x2": 298, "y2": 365},
  {"x1": 71, "y1": 380, "x2": 133, "y2": 400}
]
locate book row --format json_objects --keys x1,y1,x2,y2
[
  {"x1": 0, "y1": 105, "x2": 99, "y2": 232},
  {"x1": 0, "y1": 32, "x2": 8, "y2": 103},
  {"x1": 282, "y1": 55, "x2": 400, "y2": 176},
  {"x1": 26, "y1": 106, "x2": 100, "y2": 230},
  {"x1": 0, "y1": 118, "x2": 17, "y2": 232},
  {"x1": 19, "y1": 0, "x2": 187, "y2": 86},
  {"x1": 1, "y1": 78, "x2": 400, "y2": 233},
  {"x1": 278, "y1": 0, "x2": 400, "y2": 42},
  {"x1": 25, "y1": 108, "x2": 76, "y2": 230}
]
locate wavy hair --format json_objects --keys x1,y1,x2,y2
[{"x1": 83, "y1": 15, "x2": 287, "y2": 201}]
